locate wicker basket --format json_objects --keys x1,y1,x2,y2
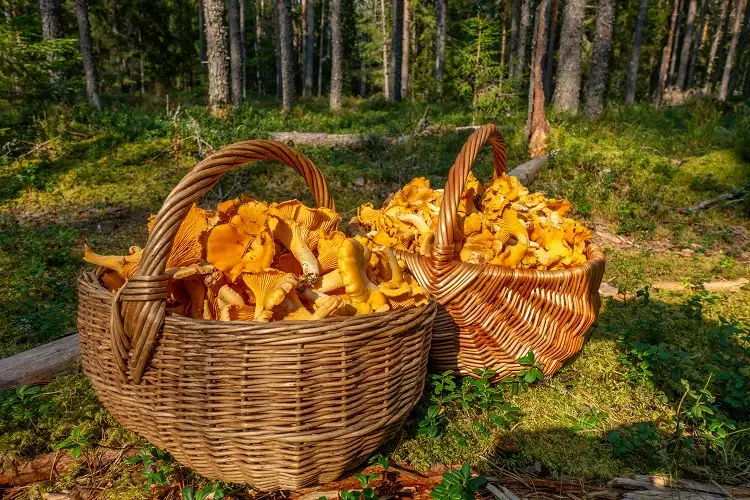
[
  {"x1": 77, "y1": 140, "x2": 435, "y2": 490},
  {"x1": 394, "y1": 124, "x2": 605, "y2": 379}
]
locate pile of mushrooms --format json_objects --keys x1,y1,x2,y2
[
  {"x1": 351, "y1": 174, "x2": 592, "y2": 270},
  {"x1": 83, "y1": 197, "x2": 429, "y2": 321}
]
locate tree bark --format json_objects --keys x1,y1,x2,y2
[
  {"x1": 676, "y1": 0, "x2": 698, "y2": 88},
  {"x1": 39, "y1": 0, "x2": 63, "y2": 39},
  {"x1": 543, "y1": 0, "x2": 559, "y2": 101},
  {"x1": 509, "y1": 0, "x2": 520, "y2": 71},
  {"x1": 625, "y1": 0, "x2": 650, "y2": 104},
  {"x1": 275, "y1": 0, "x2": 282, "y2": 97},
  {"x1": 199, "y1": 0, "x2": 207, "y2": 74},
  {"x1": 330, "y1": 0, "x2": 342, "y2": 109},
  {"x1": 401, "y1": 0, "x2": 410, "y2": 97},
  {"x1": 276, "y1": 0, "x2": 295, "y2": 112},
  {"x1": 514, "y1": 0, "x2": 531, "y2": 79},
  {"x1": 203, "y1": 0, "x2": 230, "y2": 113},
  {"x1": 74, "y1": 0, "x2": 101, "y2": 109},
  {"x1": 527, "y1": 0, "x2": 550, "y2": 158},
  {"x1": 668, "y1": 0, "x2": 684, "y2": 86},
  {"x1": 240, "y1": 0, "x2": 246, "y2": 98},
  {"x1": 730, "y1": 0, "x2": 750, "y2": 94},
  {"x1": 390, "y1": 0, "x2": 403, "y2": 100},
  {"x1": 654, "y1": 0, "x2": 681, "y2": 105},
  {"x1": 318, "y1": 0, "x2": 327, "y2": 96},
  {"x1": 686, "y1": 0, "x2": 707, "y2": 89},
  {"x1": 704, "y1": 0, "x2": 730, "y2": 91},
  {"x1": 255, "y1": 0, "x2": 263, "y2": 91},
  {"x1": 303, "y1": 0, "x2": 315, "y2": 95},
  {"x1": 229, "y1": 0, "x2": 244, "y2": 106},
  {"x1": 360, "y1": 33, "x2": 367, "y2": 96},
  {"x1": 501, "y1": 0, "x2": 508, "y2": 66},
  {"x1": 719, "y1": 0, "x2": 747, "y2": 99},
  {"x1": 552, "y1": 0, "x2": 585, "y2": 112},
  {"x1": 434, "y1": 0, "x2": 446, "y2": 98},
  {"x1": 584, "y1": 0, "x2": 615, "y2": 116}
]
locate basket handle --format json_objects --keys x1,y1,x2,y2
[
  {"x1": 432, "y1": 124, "x2": 507, "y2": 270},
  {"x1": 112, "y1": 140, "x2": 335, "y2": 384}
]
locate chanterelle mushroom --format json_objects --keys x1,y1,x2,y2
[
  {"x1": 84, "y1": 245, "x2": 143, "y2": 280},
  {"x1": 170, "y1": 262, "x2": 217, "y2": 319},
  {"x1": 240, "y1": 269, "x2": 298, "y2": 321},
  {"x1": 338, "y1": 238, "x2": 389, "y2": 314},
  {"x1": 206, "y1": 201, "x2": 275, "y2": 282}
]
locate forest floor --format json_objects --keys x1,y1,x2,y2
[{"x1": 0, "y1": 95, "x2": 748, "y2": 499}]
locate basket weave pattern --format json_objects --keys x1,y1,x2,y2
[
  {"x1": 396, "y1": 125, "x2": 605, "y2": 379},
  {"x1": 77, "y1": 141, "x2": 435, "y2": 489}
]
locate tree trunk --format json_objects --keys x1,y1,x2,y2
[
  {"x1": 360, "y1": 33, "x2": 367, "y2": 96},
  {"x1": 303, "y1": 0, "x2": 315, "y2": 95},
  {"x1": 39, "y1": 0, "x2": 63, "y2": 38},
  {"x1": 275, "y1": 0, "x2": 282, "y2": 98},
  {"x1": 625, "y1": 0, "x2": 650, "y2": 104},
  {"x1": 74, "y1": 0, "x2": 101, "y2": 109},
  {"x1": 501, "y1": 0, "x2": 508, "y2": 66},
  {"x1": 543, "y1": 0, "x2": 559, "y2": 101},
  {"x1": 255, "y1": 0, "x2": 263, "y2": 92},
  {"x1": 401, "y1": 0, "x2": 410, "y2": 97},
  {"x1": 199, "y1": 0, "x2": 207, "y2": 74},
  {"x1": 584, "y1": 0, "x2": 615, "y2": 116},
  {"x1": 318, "y1": 0, "x2": 327, "y2": 96},
  {"x1": 527, "y1": 0, "x2": 550, "y2": 158},
  {"x1": 276, "y1": 0, "x2": 295, "y2": 112},
  {"x1": 203, "y1": 0, "x2": 230, "y2": 113},
  {"x1": 730, "y1": 0, "x2": 750, "y2": 94},
  {"x1": 389, "y1": 0, "x2": 403, "y2": 101},
  {"x1": 229, "y1": 0, "x2": 244, "y2": 106},
  {"x1": 514, "y1": 0, "x2": 531, "y2": 79},
  {"x1": 552, "y1": 0, "x2": 585, "y2": 112},
  {"x1": 434, "y1": 0, "x2": 446, "y2": 98},
  {"x1": 329, "y1": 0, "x2": 342, "y2": 109},
  {"x1": 655, "y1": 0, "x2": 681, "y2": 105},
  {"x1": 138, "y1": 27, "x2": 145, "y2": 94},
  {"x1": 509, "y1": 0, "x2": 520, "y2": 72},
  {"x1": 240, "y1": 0, "x2": 246, "y2": 98},
  {"x1": 686, "y1": 0, "x2": 707, "y2": 89},
  {"x1": 704, "y1": 0, "x2": 730, "y2": 91},
  {"x1": 676, "y1": 0, "x2": 698, "y2": 88},
  {"x1": 719, "y1": 0, "x2": 747, "y2": 99},
  {"x1": 668, "y1": 0, "x2": 684, "y2": 86}
]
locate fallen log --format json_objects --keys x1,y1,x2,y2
[
  {"x1": 508, "y1": 154, "x2": 549, "y2": 184},
  {"x1": 267, "y1": 132, "x2": 408, "y2": 148},
  {"x1": 680, "y1": 185, "x2": 748, "y2": 213},
  {"x1": 0, "y1": 333, "x2": 79, "y2": 391},
  {"x1": 652, "y1": 278, "x2": 748, "y2": 293}
]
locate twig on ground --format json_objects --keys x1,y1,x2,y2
[{"x1": 680, "y1": 185, "x2": 749, "y2": 213}]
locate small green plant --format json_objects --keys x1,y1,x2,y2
[
  {"x1": 607, "y1": 423, "x2": 661, "y2": 457},
  {"x1": 368, "y1": 453, "x2": 390, "y2": 480},
  {"x1": 54, "y1": 427, "x2": 92, "y2": 458},
  {"x1": 124, "y1": 445, "x2": 175, "y2": 488},
  {"x1": 429, "y1": 463, "x2": 486, "y2": 500},
  {"x1": 340, "y1": 472, "x2": 379, "y2": 500},
  {"x1": 182, "y1": 482, "x2": 228, "y2": 500},
  {"x1": 572, "y1": 407, "x2": 609, "y2": 436}
]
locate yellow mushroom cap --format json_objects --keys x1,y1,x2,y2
[
  {"x1": 240, "y1": 269, "x2": 298, "y2": 321},
  {"x1": 83, "y1": 245, "x2": 142, "y2": 279},
  {"x1": 316, "y1": 230, "x2": 347, "y2": 274},
  {"x1": 338, "y1": 238, "x2": 389, "y2": 314}
]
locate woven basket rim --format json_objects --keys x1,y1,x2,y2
[
  {"x1": 395, "y1": 241, "x2": 606, "y2": 278},
  {"x1": 79, "y1": 268, "x2": 436, "y2": 330}
]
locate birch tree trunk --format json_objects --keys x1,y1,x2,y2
[
  {"x1": 390, "y1": 0, "x2": 403, "y2": 100},
  {"x1": 74, "y1": 0, "x2": 101, "y2": 109},
  {"x1": 229, "y1": 0, "x2": 244, "y2": 106},
  {"x1": 719, "y1": 0, "x2": 747, "y2": 99},
  {"x1": 552, "y1": 0, "x2": 585, "y2": 112},
  {"x1": 704, "y1": 0, "x2": 730, "y2": 91},
  {"x1": 676, "y1": 0, "x2": 698, "y2": 88},
  {"x1": 303, "y1": 0, "x2": 315, "y2": 95},
  {"x1": 330, "y1": 0, "x2": 342, "y2": 109},
  {"x1": 434, "y1": 0, "x2": 446, "y2": 98},
  {"x1": 543, "y1": 0, "x2": 559, "y2": 101},
  {"x1": 527, "y1": 0, "x2": 550, "y2": 158},
  {"x1": 655, "y1": 0, "x2": 681, "y2": 105},
  {"x1": 625, "y1": 0, "x2": 650, "y2": 104},
  {"x1": 686, "y1": 0, "x2": 707, "y2": 88},
  {"x1": 584, "y1": 0, "x2": 615, "y2": 116},
  {"x1": 277, "y1": 0, "x2": 296, "y2": 112},
  {"x1": 401, "y1": 0, "x2": 410, "y2": 97}
]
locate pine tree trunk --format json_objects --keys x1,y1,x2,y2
[
  {"x1": 668, "y1": 0, "x2": 684, "y2": 86},
  {"x1": 229, "y1": 0, "x2": 244, "y2": 106},
  {"x1": 329, "y1": 0, "x2": 342, "y2": 109},
  {"x1": 199, "y1": 0, "x2": 207, "y2": 74},
  {"x1": 509, "y1": 0, "x2": 520, "y2": 73},
  {"x1": 434, "y1": 0, "x2": 446, "y2": 98},
  {"x1": 686, "y1": 0, "x2": 707, "y2": 88},
  {"x1": 255, "y1": 0, "x2": 263, "y2": 91},
  {"x1": 543, "y1": 0, "x2": 559, "y2": 101},
  {"x1": 655, "y1": 0, "x2": 681, "y2": 105},
  {"x1": 275, "y1": 0, "x2": 282, "y2": 98},
  {"x1": 240, "y1": 0, "x2": 246, "y2": 98},
  {"x1": 501, "y1": 0, "x2": 508, "y2": 66},
  {"x1": 138, "y1": 27, "x2": 145, "y2": 94},
  {"x1": 360, "y1": 33, "x2": 367, "y2": 96},
  {"x1": 584, "y1": 0, "x2": 615, "y2": 116},
  {"x1": 704, "y1": 0, "x2": 730, "y2": 90},
  {"x1": 676, "y1": 0, "x2": 698, "y2": 88},
  {"x1": 276, "y1": 0, "x2": 295, "y2": 112},
  {"x1": 39, "y1": 0, "x2": 63, "y2": 38},
  {"x1": 203, "y1": 0, "x2": 230, "y2": 113},
  {"x1": 303, "y1": 0, "x2": 315, "y2": 95},
  {"x1": 74, "y1": 0, "x2": 101, "y2": 109},
  {"x1": 111, "y1": 0, "x2": 126, "y2": 92},
  {"x1": 389, "y1": 0, "x2": 403, "y2": 100},
  {"x1": 552, "y1": 0, "x2": 585, "y2": 112},
  {"x1": 401, "y1": 0, "x2": 410, "y2": 97},
  {"x1": 728, "y1": 0, "x2": 749, "y2": 94},
  {"x1": 318, "y1": 0, "x2": 327, "y2": 96},
  {"x1": 527, "y1": 0, "x2": 550, "y2": 158},
  {"x1": 719, "y1": 0, "x2": 747, "y2": 99},
  {"x1": 625, "y1": 0, "x2": 650, "y2": 104},
  {"x1": 514, "y1": 0, "x2": 531, "y2": 80}
]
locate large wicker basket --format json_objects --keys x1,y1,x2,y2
[
  {"x1": 77, "y1": 140, "x2": 435, "y2": 490},
  {"x1": 395, "y1": 124, "x2": 605, "y2": 379}
]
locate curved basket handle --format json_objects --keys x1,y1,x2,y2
[
  {"x1": 432, "y1": 124, "x2": 507, "y2": 270},
  {"x1": 113, "y1": 140, "x2": 336, "y2": 384}
]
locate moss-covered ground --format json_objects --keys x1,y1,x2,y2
[{"x1": 0, "y1": 96, "x2": 747, "y2": 498}]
